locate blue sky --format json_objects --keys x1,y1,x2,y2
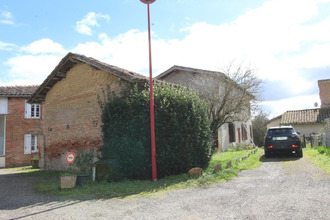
[{"x1": 1, "y1": 0, "x2": 330, "y2": 118}]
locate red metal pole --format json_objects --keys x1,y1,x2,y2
[{"x1": 147, "y1": 3, "x2": 157, "y2": 181}]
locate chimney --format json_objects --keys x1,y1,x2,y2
[{"x1": 318, "y1": 79, "x2": 330, "y2": 108}]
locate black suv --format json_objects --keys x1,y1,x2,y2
[{"x1": 264, "y1": 126, "x2": 303, "y2": 158}]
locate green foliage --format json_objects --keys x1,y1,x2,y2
[
  {"x1": 35, "y1": 149, "x2": 263, "y2": 197},
  {"x1": 315, "y1": 146, "x2": 330, "y2": 156},
  {"x1": 100, "y1": 82, "x2": 212, "y2": 180},
  {"x1": 252, "y1": 111, "x2": 269, "y2": 147},
  {"x1": 75, "y1": 149, "x2": 95, "y2": 174},
  {"x1": 226, "y1": 143, "x2": 253, "y2": 152},
  {"x1": 304, "y1": 146, "x2": 330, "y2": 174}
]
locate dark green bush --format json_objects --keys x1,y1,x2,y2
[{"x1": 100, "y1": 82, "x2": 212, "y2": 180}]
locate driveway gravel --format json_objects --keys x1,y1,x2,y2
[{"x1": 0, "y1": 156, "x2": 329, "y2": 220}]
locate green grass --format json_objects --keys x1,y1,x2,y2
[
  {"x1": 31, "y1": 148, "x2": 263, "y2": 198},
  {"x1": 304, "y1": 145, "x2": 330, "y2": 174}
]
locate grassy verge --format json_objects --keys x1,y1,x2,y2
[
  {"x1": 304, "y1": 146, "x2": 330, "y2": 174},
  {"x1": 24, "y1": 148, "x2": 263, "y2": 198}
]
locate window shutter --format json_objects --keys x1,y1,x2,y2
[
  {"x1": 0, "y1": 98, "x2": 8, "y2": 114},
  {"x1": 35, "y1": 135, "x2": 38, "y2": 151},
  {"x1": 24, "y1": 134, "x2": 31, "y2": 154},
  {"x1": 25, "y1": 101, "x2": 31, "y2": 119}
]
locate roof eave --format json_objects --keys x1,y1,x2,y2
[{"x1": 28, "y1": 53, "x2": 147, "y2": 104}]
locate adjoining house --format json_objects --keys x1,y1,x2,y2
[
  {"x1": 28, "y1": 52, "x2": 147, "y2": 170},
  {"x1": 279, "y1": 108, "x2": 330, "y2": 137},
  {"x1": 0, "y1": 85, "x2": 42, "y2": 168},
  {"x1": 267, "y1": 79, "x2": 330, "y2": 140},
  {"x1": 156, "y1": 65, "x2": 254, "y2": 151}
]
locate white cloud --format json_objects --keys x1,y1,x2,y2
[
  {"x1": 0, "y1": 9, "x2": 14, "y2": 25},
  {"x1": 71, "y1": 0, "x2": 330, "y2": 82},
  {"x1": 20, "y1": 39, "x2": 67, "y2": 55},
  {"x1": 262, "y1": 94, "x2": 321, "y2": 118},
  {"x1": 73, "y1": 30, "x2": 150, "y2": 72},
  {"x1": 2, "y1": 0, "x2": 330, "y2": 116},
  {"x1": 4, "y1": 55, "x2": 63, "y2": 85},
  {"x1": 75, "y1": 12, "x2": 110, "y2": 36},
  {"x1": 1, "y1": 39, "x2": 66, "y2": 85},
  {"x1": 0, "y1": 41, "x2": 17, "y2": 51}
]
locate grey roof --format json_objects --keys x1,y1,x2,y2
[
  {"x1": 156, "y1": 65, "x2": 227, "y2": 80},
  {"x1": 156, "y1": 65, "x2": 254, "y2": 99},
  {"x1": 29, "y1": 52, "x2": 147, "y2": 103},
  {"x1": 281, "y1": 108, "x2": 330, "y2": 125},
  {"x1": 0, "y1": 85, "x2": 39, "y2": 97}
]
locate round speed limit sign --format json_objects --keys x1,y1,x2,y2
[{"x1": 66, "y1": 152, "x2": 76, "y2": 164}]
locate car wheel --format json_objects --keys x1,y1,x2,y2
[
  {"x1": 265, "y1": 150, "x2": 271, "y2": 158},
  {"x1": 296, "y1": 149, "x2": 303, "y2": 158}
]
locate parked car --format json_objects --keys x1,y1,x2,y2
[{"x1": 264, "y1": 126, "x2": 303, "y2": 158}]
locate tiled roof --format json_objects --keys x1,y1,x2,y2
[
  {"x1": 156, "y1": 65, "x2": 227, "y2": 80},
  {"x1": 0, "y1": 85, "x2": 39, "y2": 97},
  {"x1": 281, "y1": 108, "x2": 330, "y2": 124},
  {"x1": 29, "y1": 52, "x2": 147, "y2": 103}
]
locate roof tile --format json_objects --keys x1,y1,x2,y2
[
  {"x1": 0, "y1": 85, "x2": 39, "y2": 97},
  {"x1": 281, "y1": 108, "x2": 330, "y2": 124}
]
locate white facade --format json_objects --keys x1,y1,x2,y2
[{"x1": 218, "y1": 120, "x2": 253, "y2": 151}]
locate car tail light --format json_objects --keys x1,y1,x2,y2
[
  {"x1": 268, "y1": 145, "x2": 273, "y2": 148},
  {"x1": 292, "y1": 144, "x2": 298, "y2": 148}
]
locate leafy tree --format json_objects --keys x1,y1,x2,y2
[{"x1": 252, "y1": 111, "x2": 269, "y2": 147}]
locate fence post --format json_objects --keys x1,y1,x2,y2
[{"x1": 302, "y1": 135, "x2": 306, "y2": 148}]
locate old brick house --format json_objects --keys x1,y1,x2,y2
[
  {"x1": 0, "y1": 85, "x2": 42, "y2": 167},
  {"x1": 28, "y1": 53, "x2": 146, "y2": 170},
  {"x1": 156, "y1": 65, "x2": 254, "y2": 151}
]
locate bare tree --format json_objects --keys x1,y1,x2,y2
[{"x1": 197, "y1": 62, "x2": 263, "y2": 149}]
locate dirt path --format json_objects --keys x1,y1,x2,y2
[{"x1": 1, "y1": 156, "x2": 329, "y2": 219}]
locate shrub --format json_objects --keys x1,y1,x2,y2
[
  {"x1": 315, "y1": 146, "x2": 330, "y2": 156},
  {"x1": 100, "y1": 82, "x2": 212, "y2": 180},
  {"x1": 75, "y1": 149, "x2": 95, "y2": 174}
]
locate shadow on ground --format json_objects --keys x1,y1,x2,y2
[{"x1": 259, "y1": 153, "x2": 302, "y2": 163}]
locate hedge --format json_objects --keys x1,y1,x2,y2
[{"x1": 100, "y1": 82, "x2": 212, "y2": 180}]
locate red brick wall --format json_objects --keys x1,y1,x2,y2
[
  {"x1": 41, "y1": 63, "x2": 132, "y2": 170},
  {"x1": 318, "y1": 79, "x2": 330, "y2": 108},
  {"x1": 5, "y1": 97, "x2": 42, "y2": 167}
]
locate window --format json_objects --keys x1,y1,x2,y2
[
  {"x1": 0, "y1": 98, "x2": 8, "y2": 114},
  {"x1": 228, "y1": 123, "x2": 236, "y2": 143},
  {"x1": 24, "y1": 134, "x2": 38, "y2": 154},
  {"x1": 241, "y1": 124, "x2": 248, "y2": 141},
  {"x1": 250, "y1": 125, "x2": 253, "y2": 140},
  {"x1": 25, "y1": 101, "x2": 40, "y2": 119}
]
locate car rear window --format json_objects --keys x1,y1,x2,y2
[{"x1": 267, "y1": 128, "x2": 295, "y2": 136}]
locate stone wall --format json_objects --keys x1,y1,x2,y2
[
  {"x1": 291, "y1": 124, "x2": 324, "y2": 137},
  {"x1": 325, "y1": 118, "x2": 330, "y2": 147},
  {"x1": 5, "y1": 97, "x2": 42, "y2": 167},
  {"x1": 41, "y1": 63, "x2": 132, "y2": 170},
  {"x1": 267, "y1": 117, "x2": 281, "y2": 129}
]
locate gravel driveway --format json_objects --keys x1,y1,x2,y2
[{"x1": 1, "y1": 156, "x2": 329, "y2": 220}]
